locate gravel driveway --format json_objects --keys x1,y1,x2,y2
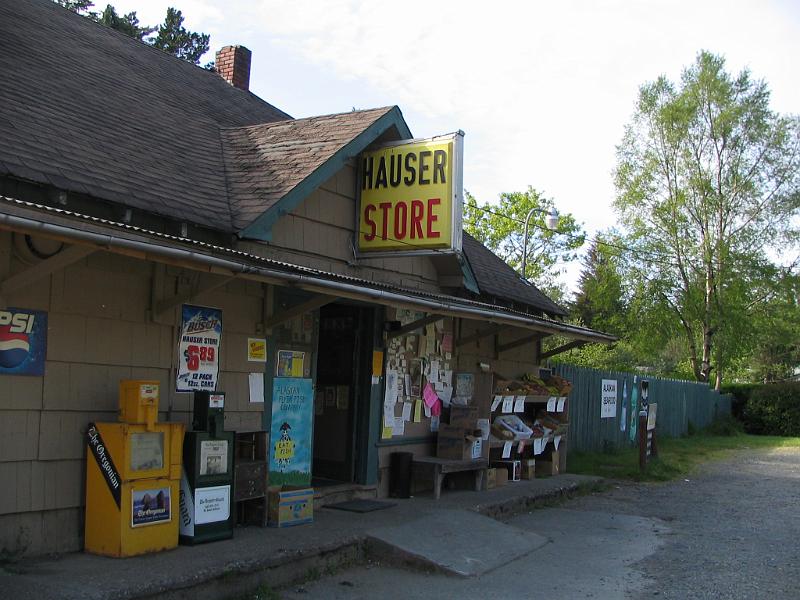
[
  {"x1": 279, "y1": 446, "x2": 800, "y2": 599},
  {"x1": 570, "y1": 445, "x2": 800, "y2": 599}
]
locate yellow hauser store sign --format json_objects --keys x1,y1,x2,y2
[{"x1": 358, "y1": 133, "x2": 463, "y2": 254}]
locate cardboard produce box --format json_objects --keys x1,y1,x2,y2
[
  {"x1": 486, "y1": 467, "x2": 497, "y2": 489},
  {"x1": 495, "y1": 466, "x2": 508, "y2": 487},
  {"x1": 521, "y1": 459, "x2": 536, "y2": 480},
  {"x1": 268, "y1": 486, "x2": 314, "y2": 528},
  {"x1": 448, "y1": 405, "x2": 479, "y2": 428},
  {"x1": 492, "y1": 460, "x2": 521, "y2": 482},
  {"x1": 437, "y1": 424, "x2": 485, "y2": 461},
  {"x1": 535, "y1": 450, "x2": 560, "y2": 477}
]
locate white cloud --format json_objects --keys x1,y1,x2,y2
[{"x1": 99, "y1": 0, "x2": 800, "y2": 291}]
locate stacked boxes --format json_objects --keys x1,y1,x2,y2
[{"x1": 436, "y1": 404, "x2": 487, "y2": 461}]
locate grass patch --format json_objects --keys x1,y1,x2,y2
[
  {"x1": 231, "y1": 584, "x2": 281, "y2": 600},
  {"x1": 567, "y1": 432, "x2": 800, "y2": 482}
]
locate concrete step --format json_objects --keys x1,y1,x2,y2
[
  {"x1": 313, "y1": 483, "x2": 378, "y2": 509},
  {"x1": 365, "y1": 508, "x2": 548, "y2": 577}
]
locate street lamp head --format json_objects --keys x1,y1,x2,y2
[
  {"x1": 520, "y1": 205, "x2": 561, "y2": 279},
  {"x1": 545, "y1": 208, "x2": 559, "y2": 231}
]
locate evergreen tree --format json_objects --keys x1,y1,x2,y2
[
  {"x1": 149, "y1": 7, "x2": 210, "y2": 65},
  {"x1": 54, "y1": 1, "x2": 210, "y2": 65},
  {"x1": 572, "y1": 237, "x2": 625, "y2": 334}
]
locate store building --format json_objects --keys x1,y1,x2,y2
[{"x1": 0, "y1": 0, "x2": 614, "y2": 557}]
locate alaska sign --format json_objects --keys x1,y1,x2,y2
[{"x1": 358, "y1": 133, "x2": 463, "y2": 254}]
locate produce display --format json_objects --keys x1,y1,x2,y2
[{"x1": 494, "y1": 373, "x2": 572, "y2": 397}]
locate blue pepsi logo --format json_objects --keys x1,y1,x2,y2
[{"x1": 0, "y1": 311, "x2": 35, "y2": 369}]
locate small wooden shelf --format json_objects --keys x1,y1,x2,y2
[{"x1": 234, "y1": 431, "x2": 269, "y2": 527}]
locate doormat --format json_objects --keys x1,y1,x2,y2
[{"x1": 323, "y1": 499, "x2": 397, "y2": 513}]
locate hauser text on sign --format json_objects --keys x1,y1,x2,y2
[{"x1": 358, "y1": 135, "x2": 462, "y2": 253}]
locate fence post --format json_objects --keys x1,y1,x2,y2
[{"x1": 638, "y1": 410, "x2": 648, "y2": 471}]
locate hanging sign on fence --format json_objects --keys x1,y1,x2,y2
[{"x1": 601, "y1": 378, "x2": 618, "y2": 418}]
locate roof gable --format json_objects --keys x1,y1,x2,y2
[{"x1": 231, "y1": 107, "x2": 412, "y2": 239}]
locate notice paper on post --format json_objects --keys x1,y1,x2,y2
[
  {"x1": 491, "y1": 396, "x2": 502, "y2": 412},
  {"x1": 502, "y1": 441, "x2": 512, "y2": 458},
  {"x1": 248, "y1": 372, "x2": 264, "y2": 403}
]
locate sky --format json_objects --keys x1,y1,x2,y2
[{"x1": 108, "y1": 0, "x2": 800, "y2": 291}]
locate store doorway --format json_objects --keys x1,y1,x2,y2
[{"x1": 313, "y1": 304, "x2": 372, "y2": 485}]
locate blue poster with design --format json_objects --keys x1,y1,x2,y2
[
  {"x1": 269, "y1": 377, "x2": 313, "y2": 487},
  {"x1": 0, "y1": 308, "x2": 47, "y2": 376}
]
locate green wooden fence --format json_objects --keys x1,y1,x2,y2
[{"x1": 552, "y1": 364, "x2": 732, "y2": 452}]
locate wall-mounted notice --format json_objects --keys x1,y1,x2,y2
[
  {"x1": 601, "y1": 379, "x2": 618, "y2": 419},
  {"x1": 276, "y1": 350, "x2": 305, "y2": 377},
  {"x1": 247, "y1": 338, "x2": 267, "y2": 362},
  {"x1": 269, "y1": 377, "x2": 313, "y2": 487},
  {"x1": 176, "y1": 305, "x2": 222, "y2": 392}
]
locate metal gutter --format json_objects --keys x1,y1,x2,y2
[{"x1": 0, "y1": 205, "x2": 616, "y2": 343}]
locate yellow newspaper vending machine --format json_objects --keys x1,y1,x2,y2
[{"x1": 84, "y1": 380, "x2": 185, "y2": 557}]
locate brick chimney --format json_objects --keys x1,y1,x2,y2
[{"x1": 215, "y1": 45, "x2": 251, "y2": 91}]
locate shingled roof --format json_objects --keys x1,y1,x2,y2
[
  {"x1": 0, "y1": 0, "x2": 297, "y2": 232},
  {"x1": 1, "y1": 2, "x2": 573, "y2": 322},
  {"x1": 461, "y1": 232, "x2": 568, "y2": 317},
  {"x1": 222, "y1": 107, "x2": 409, "y2": 234}
]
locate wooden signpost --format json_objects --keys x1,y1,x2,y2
[{"x1": 638, "y1": 381, "x2": 657, "y2": 470}]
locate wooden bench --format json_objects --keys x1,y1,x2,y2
[{"x1": 412, "y1": 456, "x2": 488, "y2": 500}]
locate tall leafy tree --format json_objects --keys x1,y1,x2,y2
[
  {"x1": 614, "y1": 50, "x2": 800, "y2": 388},
  {"x1": 463, "y1": 187, "x2": 585, "y2": 289}
]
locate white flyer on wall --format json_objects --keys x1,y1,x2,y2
[{"x1": 601, "y1": 379, "x2": 618, "y2": 418}]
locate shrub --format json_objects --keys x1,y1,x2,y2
[
  {"x1": 703, "y1": 415, "x2": 744, "y2": 436},
  {"x1": 721, "y1": 383, "x2": 760, "y2": 420},
  {"x1": 740, "y1": 383, "x2": 800, "y2": 436}
]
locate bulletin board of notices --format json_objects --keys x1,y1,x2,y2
[{"x1": 381, "y1": 309, "x2": 456, "y2": 440}]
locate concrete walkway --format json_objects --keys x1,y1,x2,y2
[{"x1": 0, "y1": 474, "x2": 601, "y2": 600}]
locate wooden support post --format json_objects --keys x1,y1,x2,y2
[
  {"x1": 154, "y1": 274, "x2": 234, "y2": 316},
  {"x1": 385, "y1": 314, "x2": 443, "y2": 341},
  {"x1": 540, "y1": 339, "x2": 586, "y2": 360},
  {"x1": 638, "y1": 411, "x2": 648, "y2": 471},
  {"x1": 0, "y1": 244, "x2": 95, "y2": 299},
  {"x1": 264, "y1": 293, "x2": 337, "y2": 330},
  {"x1": 457, "y1": 324, "x2": 505, "y2": 346},
  {"x1": 496, "y1": 333, "x2": 541, "y2": 354}
]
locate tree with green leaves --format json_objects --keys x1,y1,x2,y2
[
  {"x1": 54, "y1": 1, "x2": 210, "y2": 65},
  {"x1": 614, "y1": 50, "x2": 800, "y2": 388},
  {"x1": 463, "y1": 187, "x2": 585, "y2": 291}
]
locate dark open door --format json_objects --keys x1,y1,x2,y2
[{"x1": 313, "y1": 304, "x2": 363, "y2": 483}]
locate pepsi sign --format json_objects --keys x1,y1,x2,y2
[{"x1": 0, "y1": 308, "x2": 47, "y2": 376}]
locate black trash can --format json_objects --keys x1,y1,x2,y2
[{"x1": 389, "y1": 451, "x2": 413, "y2": 498}]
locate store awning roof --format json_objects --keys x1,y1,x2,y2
[{"x1": 0, "y1": 195, "x2": 616, "y2": 344}]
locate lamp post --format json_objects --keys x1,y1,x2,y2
[{"x1": 520, "y1": 207, "x2": 559, "y2": 280}]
